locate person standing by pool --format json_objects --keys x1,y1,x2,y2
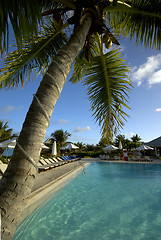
[{"x1": 123, "y1": 149, "x2": 128, "y2": 161}]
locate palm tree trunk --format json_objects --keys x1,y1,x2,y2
[{"x1": 0, "y1": 14, "x2": 92, "y2": 240}]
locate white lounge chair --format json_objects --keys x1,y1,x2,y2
[
  {"x1": 43, "y1": 158, "x2": 57, "y2": 168},
  {"x1": 144, "y1": 156, "x2": 152, "y2": 162},
  {"x1": 38, "y1": 159, "x2": 50, "y2": 171},
  {"x1": 131, "y1": 156, "x2": 138, "y2": 161},
  {"x1": 0, "y1": 161, "x2": 8, "y2": 175}
]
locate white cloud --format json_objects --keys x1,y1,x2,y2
[
  {"x1": 124, "y1": 132, "x2": 136, "y2": 139},
  {"x1": 0, "y1": 105, "x2": 23, "y2": 115},
  {"x1": 156, "y1": 108, "x2": 161, "y2": 112},
  {"x1": 132, "y1": 53, "x2": 161, "y2": 86},
  {"x1": 74, "y1": 126, "x2": 91, "y2": 132},
  {"x1": 148, "y1": 70, "x2": 161, "y2": 85},
  {"x1": 54, "y1": 119, "x2": 69, "y2": 124}
]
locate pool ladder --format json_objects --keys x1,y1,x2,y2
[{"x1": 77, "y1": 161, "x2": 86, "y2": 174}]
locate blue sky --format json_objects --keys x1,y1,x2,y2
[{"x1": 0, "y1": 36, "x2": 161, "y2": 145}]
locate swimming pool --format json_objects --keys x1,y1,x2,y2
[{"x1": 13, "y1": 162, "x2": 161, "y2": 240}]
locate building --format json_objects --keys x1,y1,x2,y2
[{"x1": 146, "y1": 136, "x2": 161, "y2": 156}]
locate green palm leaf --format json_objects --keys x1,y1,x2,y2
[
  {"x1": 70, "y1": 33, "x2": 131, "y2": 142},
  {"x1": 69, "y1": 50, "x2": 90, "y2": 83},
  {"x1": 84, "y1": 47, "x2": 131, "y2": 142},
  {"x1": 106, "y1": 0, "x2": 161, "y2": 49},
  {"x1": 0, "y1": 0, "x2": 44, "y2": 54},
  {"x1": 69, "y1": 34, "x2": 101, "y2": 83},
  {"x1": 0, "y1": 20, "x2": 69, "y2": 89},
  {"x1": 0, "y1": 0, "x2": 70, "y2": 55}
]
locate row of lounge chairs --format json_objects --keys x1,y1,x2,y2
[
  {"x1": 130, "y1": 156, "x2": 153, "y2": 162},
  {"x1": 99, "y1": 155, "x2": 121, "y2": 160},
  {"x1": 99, "y1": 155, "x2": 153, "y2": 162},
  {"x1": 0, "y1": 156, "x2": 80, "y2": 176},
  {"x1": 38, "y1": 156, "x2": 80, "y2": 172}
]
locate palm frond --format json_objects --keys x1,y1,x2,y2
[
  {"x1": 0, "y1": 0, "x2": 66, "y2": 55},
  {"x1": 69, "y1": 34, "x2": 101, "y2": 83},
  {"x1": 84, "y1": 47, "x2": 131, "y2": 142},
  {"x1": 52, "y1": 0, "x2": 76, "y2": 10},
  {"x1": 106, "y1": 0, "x2": 161, "y2": 50},
  {"x1": 0, "y1": 20, "x2": 69, "y2": 89},
  {"x1": 69, "y1": 51, "x2": 90, "y2": 83}
]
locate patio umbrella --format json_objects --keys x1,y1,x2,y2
[
  {"x1": 119, "y1": 140, "x2": 123, "y2": 150},
  {"x1": 62, "y1": 143, "x2": 79, "y2": 150},
  {"x1": 0, "y1": 138, "x2": 17, "y2": 159},
  {"x1": 0, "y1": 138, "x2": 17, "y2": 148},
  {"x1": 52, "y1": 141, "x2": 57, "y2": 155},
  {"x1": 42, "y1": 144, "x2": 49, "y2": 149},
  {"x1": 103, "y1": 145, "x2": 118, "y2": 152},
  {"x1": 136, "y1": 145, "x2": 154, "y2": 151}
]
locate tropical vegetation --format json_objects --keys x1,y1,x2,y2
[
  {"x1": 114, "y1": 134, "x2": 142, "y2": 149},
  {"x1": 0, "y1": 1, "x2": 161, "y2": 239}
]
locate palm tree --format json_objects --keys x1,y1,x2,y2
[
  {"x1": 0, "y1": 1, "x2": 161, "y2": 239},
  {"x1": 51, "y1": 129, "x2": 71, "y2": 153},
  {"x1": 99, "y1": 136, "x2": 112, "y2": 147},
  {"x1": 0, "y1": 121, "x2": 16, "y2": 155},
  {"x1": 0, "y1": 121, "x2": 15, "y2": 142},
  {"x1": 114, "y1": 134, "x2": 126, "y2": 147},
  {"x1": 76, "y1": 142, "x2": 86, "y2": 149},
  {"x1": 131, "y1": 134, "x2": 141, "y2": 143},
  {"x1": 131, "y1": 134, "x2": 142, "y2": 148}
]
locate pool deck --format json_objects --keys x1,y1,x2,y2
[{"x1": 32, "y1": 161, "x2": 85, "y2": 192}]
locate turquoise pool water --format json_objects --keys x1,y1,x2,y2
[{"x1": 14, "y1": 162, "x2": 161, "y2": 240}]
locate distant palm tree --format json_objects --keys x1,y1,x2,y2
[
  {"x1": 114, "y1": 134, "x2": 126, "y2": 147},
  {"x1": 51, "y1": 129, "x2": 71, "y2": 153},
  {"x1": 0, "y1": 1, "x2": 161, "y2": 239},
  {"x1": 0, "y1": 121, "x2": 16, "y2": 155},
  {"x1": 76, "y1": 142, "x2": 86, "y2": 149},
  {"x1": 0, "y1": 121, "x2": 14, "y2": 142},
  {"x1": 99, "y1": 137, "x2": 112, "y2": 147},
  {"x1": 131, "y1": 134, "x2": 141, "y2": 143},
  {"x1": 131, "y1": 134, "x2": 142, "y2": 148}
]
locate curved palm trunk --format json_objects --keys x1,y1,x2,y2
[{"x1": 0, "y1": 14, "x2": 92, "y2": 240}]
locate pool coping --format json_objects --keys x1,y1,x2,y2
[{"x1": 22, "y1": 162, "x2": 90, "y2": 221}]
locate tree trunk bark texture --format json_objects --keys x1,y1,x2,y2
[{"x1": 0, "y1": 15, "x2": 92, "y2": 240}]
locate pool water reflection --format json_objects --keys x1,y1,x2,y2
[{"x1": 13, "y1": 162, "x2": 161, "y2": 240}]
